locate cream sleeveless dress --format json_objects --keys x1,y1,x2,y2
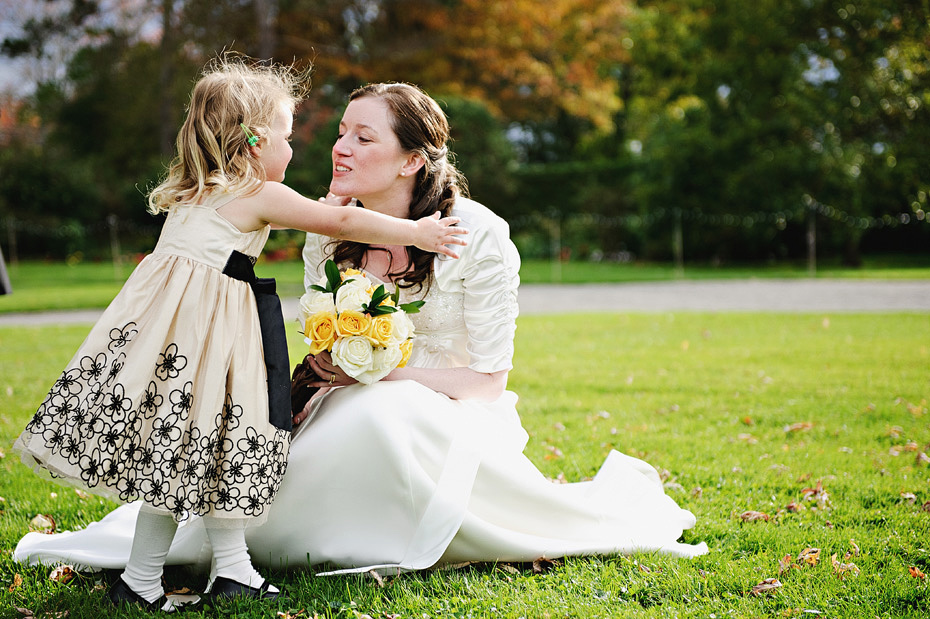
[{"x1": 13, "y1": 193, "x2": 290, "y2": 526}]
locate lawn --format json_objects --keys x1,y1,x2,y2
[
  {"x1": 2, "y1": 254, "x2": 929, "y2": 314},
  {"x1": 1, "y1": 312, "x2": 928, "y2": 618}
]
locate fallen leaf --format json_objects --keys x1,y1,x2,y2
[
  {"x1": 692, "y1": 487, "x2": 703, "y2": 499},
  {"x1": 532, "y1": 557, "x2": 560, "y2": 574},
  {"x1": 923, "y1": 501, "x2": 930, "y2": 513},
  {"x1": 14, "y1": 608, "x2": 33, "y2": 618},
  {"x1": 740, "y1": 510, "x2": 771, "y2": 522},
  {"x1": 904, "y1": 441, "x2": 920, "y2": 452},
  {"x1": 737, "y1": 433, "x2": 758, "y2": 444},
  {"x1": 831, "y1": 553, "x2": 859, "y2": 579},
  {"x1": 801, "y1": 480, "x2": 832, "y2": 509},
  {"x1": 49, "y1": 565, "x2": 75, "y2": 584},
  {"x1": 888, "y1": 425, "x2": 904, "y2": 438},
  {"x1": 499, "y1": 564, "x2": 520, "y2": 575},
  {"x1": 367, "y1": 569, "x2": 385, "y2": 588},
  {"x1": 74, "y1": 489, "x2": 90, "y2": 500},
  {"x1": 846, "y1": 539, "x2": 860, "y2": 559},
  {"x1": 784, "y1": 422, "x2": 813, "y2": 433},
  {"x1": 917, "y1": 452, "x2": 930, "y2": 466},
  {"x1": 750, "y1": 578, "x2": 782, "y2": 596},
  {"x1": 8, "y1": 573, "x2": 24, "y2": 594},
  {"x1": 784, "y1": 501, "x2": 805, "y2": 513},
  {"x1": 165, "y1": 586, "x2": 196, "y2": 595},
  {"x1": 900, "y1": 492, "x2": 918, "y2": 504},
  {"x1": 778, "y1": 555, "x2": 795, "y2": 576},
  {"x1": 29, "y1": 514, "x2": 56, "y2": 534},
  {"x1": 798, "y1": 547, "x2": 821, "y2": 566},
  {"x1": 909, "y1": 566, "x2": 926, "y2": 579}
]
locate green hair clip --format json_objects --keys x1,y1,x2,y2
[{"x1": 240, "y1": 123, "x2": 259, "y2": 146}]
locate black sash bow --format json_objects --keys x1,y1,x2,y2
[{"x1": 222, "y1": 250, "x2": 292, "y2": 431}]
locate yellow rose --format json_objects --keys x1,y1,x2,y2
[
  {"x1": 336, "y1": 309, "x2": 370, "y2": 337},
  {"x1": 305, "y1": 312, "x2": 337, "y2": 355},
  {"x1": 342, "y1": 268, "x2": 362, "y2": 279},
  {"x1": 366, "y1": 315, "x2": 394, "y2": 347},
  {"x1": 398, "y1": 339, "x2": 413, "y2": 368}
]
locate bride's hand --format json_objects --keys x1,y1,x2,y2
[{"x1": 308, "y1": 351, "x2": 356, "y2": 389}]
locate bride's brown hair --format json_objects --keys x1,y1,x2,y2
[{"x1": 330, "y1": 83, "x2": 468, "y2": 290}]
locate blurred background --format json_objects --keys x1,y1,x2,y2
[{"x1": 0, "y1": 0, "x2": 928, "y2": 271}]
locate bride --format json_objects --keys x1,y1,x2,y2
[{"x1": 14, "y1": 82, "x2": 707, "y2": 578}]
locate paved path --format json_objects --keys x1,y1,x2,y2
[{"x1": 0, "y1": 279, "x2": 928, "y2": 327}]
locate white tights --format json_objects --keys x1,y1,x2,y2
[{"x1": 120, "y1": 508, "x2": 277, "y2": 602}]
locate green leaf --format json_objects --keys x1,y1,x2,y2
[
  {"x1": 399, "y1": 300, "x2": 425, "y2": 314},
  {"x1": 324, "y1": 259, "x2": 341, "y2": 291}
]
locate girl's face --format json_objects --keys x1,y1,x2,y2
[
  {"x1": 330, "y1": 97, "x2": 412, "y2": 206},
  {"x1": 259, "y1": 103, "x2": 294, "y2": 182}
]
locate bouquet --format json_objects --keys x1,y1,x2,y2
[{"x1": 296, "y1": 259, "x2": 423, "y2": 386}]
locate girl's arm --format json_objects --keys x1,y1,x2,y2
[{"x1": 219, "y1": 182, "x2": 467, "y2": 258}]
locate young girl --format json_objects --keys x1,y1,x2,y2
[{"x1": 11, "y1": 57, "x2": 465, "y2": 611}]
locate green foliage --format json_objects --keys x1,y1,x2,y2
[
  {"x1": 1, "y1": 0, "x2": 928, "y2": 264},
  {"x1": 2, "y1": 312, "x2": 930, "y2": 617}
]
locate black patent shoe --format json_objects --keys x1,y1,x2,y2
[
  {"x1": 108, "y1": 576, "x2": 177, "y2": 613},
  {"x1": 209, "y1": 575, "x2": 282, "y2": 602}
]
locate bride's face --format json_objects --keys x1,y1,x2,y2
[{"x1": 330, "y1": 97, "x2": 411, "y2": 205}]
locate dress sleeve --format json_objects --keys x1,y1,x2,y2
[
  {"x1": 458, "y1": 215, "x2": 521, "y2": 373},
  {"x1": 301, "y1": 233, "x2": 331, "y2": 293}
]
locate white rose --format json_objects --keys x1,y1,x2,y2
[
  {"x1": 358, "y1": 344, "x2": 403, "y2": 384},
  {"x1": 297, "y1": 290, "x2": 336, "y2": 326},
  {"x1": 331, "y1": 335, "x2": 374, "y2": 381},
  {"x1": 390, "y1": 310, "x2": 415, "y2": 344},
  {"x1": 335, "y1": 276, "x2": 373, "y2": 313}
]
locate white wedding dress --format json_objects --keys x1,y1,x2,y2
[{"x1": 14, "y1": 198, "x2": 707, "y2": 576}]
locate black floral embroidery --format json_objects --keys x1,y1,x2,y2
[
  {"x1": 220, "y1": 453, "x2": 252, "y2": 486},
  {"x1": 79, "y1": 353, "x2": 107, "y2": 382},
  {"x1": 98, "y1": 420, "x2": 127, "y2": 455},
  {"x1": 219, "y1": 394, "x2": 243, "y2": 431},
  {"x1": 142, "y1": 472, "x2": 169, "y2": 504},
  {"x1": 139, "y1": 381, "x2": 163, "y2": 419},
  {"x1": 78, "y1": 448, "x2": 110, "y2": 487},
  {"x1": 20, "y1": 330, "x2": 290, "y2": 522},
  {"x1": 169, "y1": 381, "x2": 194, "y2": 418},
  {"x1": 116, "y1": 474, "x2": 142, "y2": 502},
  {"x1": 237, "y1": 427, "x2": 266, "y2": 459},
  {"x1": 105, "y1": 352, "x2": 127, "y2": 387},
  {"x1": 102, "y1": 383, "x2": 132, "y2": 422},
  {"x1": 155, "y1": 344, "x2": 187, "y2": 381},
  {"x1": 53, "y1": 368, "x2": 84, "y2": 398},
  {"x1": 151, "y1": 413, "x2": 182, "y2": 447},
  {"x1": 211, "y1": 483, "x2": 241, "y2": 511},
  {"x1": 239, "y1": 485, "x2": 271, "y2": 516},
  {"x1": 42, "y1": 426, "x2": 66, "y2": 454},
  {"x1": 60, "y1": 436, "x2": 82, "y2": 464},
  {"x1": 108, "y1": 322, "x2": 138, "y2": 353}
]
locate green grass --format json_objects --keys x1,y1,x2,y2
[
  {"x1": 2, "y1": 313, "x2": 929, "y2": 618},
  {"x1": 3, "y1": 253, "x2": 929, "y2": 314}
]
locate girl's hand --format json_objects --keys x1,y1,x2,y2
[
  {"x1": 415, "y1": 212, "x2": 468, "y2": 259},
  {"x1": 319, "y1": 192, "x2": 353, "y2": 207}
]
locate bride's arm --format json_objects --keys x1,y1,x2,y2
[
  {"x1": 304, "y1": 352, "x2": 508, "y2": 402},
  {"x1": 383, "y1": 366, "x2": 508, "y2": 401}
]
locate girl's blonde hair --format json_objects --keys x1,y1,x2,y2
[{"x1": 147, "y1": 55, "x2": 311, "y2": 214}]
